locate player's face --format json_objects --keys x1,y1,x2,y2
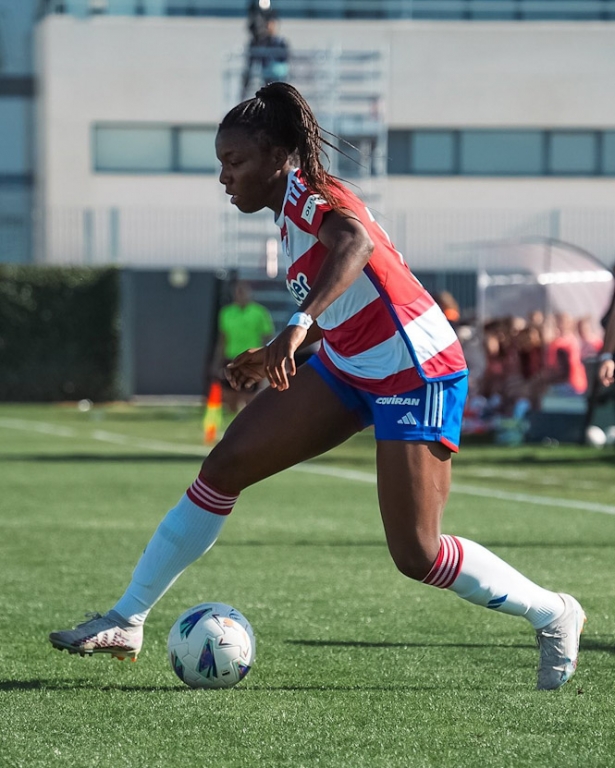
[{"x1": 216, "y1": 128, "x2": 289, "y2": 215}]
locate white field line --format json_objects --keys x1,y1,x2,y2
[
  {"x1": 0, "y1": 417, "x2": 77, "y2": 438},
  {"x1": 0, "y1": 418, "x2": 209, "y2": 456},
  {"x1": 2, "y1": 417, "x2": 615, "y2": 517},
  {"x1": 449, "y1": 483, "x2": 615, "y2": 516},
  {"x1": 90, "y1": 430, "x2": 210, "y2": 456}
]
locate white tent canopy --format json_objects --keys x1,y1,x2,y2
[{"x1": 471, "y1": 238, "x2": 613, "y2": 324}]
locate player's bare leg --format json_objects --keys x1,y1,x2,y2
[
  {"x1": 375, "y1": 441, "x2": 449, "y2": 581},
  {"x1": 222, "y1": 384, "x2": 242, "y2": 414},
  {"x1": 200, "y1": 363, "x2": 361, "y2": 493},
  {"x1": 375, "y1": 440, "x2": 585, "y2": 690},
  {"x1": 50, "y1": 364, "x2": 361, "y2": 659}
]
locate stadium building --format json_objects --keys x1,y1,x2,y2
[{"x1": 0, "y1": 2, "x2": 614, "y2": 313}]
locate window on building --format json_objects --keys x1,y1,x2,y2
[
  {"x1": 0, "y1": 98, "x2": 32, "y2": 176},
  {"x1": 471, "y1": 0, "x2": 517, "y2": 20},
  {"x1": 460, "y1": 130, "x2": 543, "y2": 175},
  {"x1": 95, "y1": 126, "x2": 173, "y2": 172},
  {"x1": 603, "y1": 132, "x2": 615, "y2": 176},
  {"x1": 412, "y1": 131, "x2": 456, "y2": 174},
  {"x1": 548, "y1": 131, "x2": 598, "y2": 175},
  {"x1": 94, "y1": 124, "x2": 217, "y2": 173},
  {"x1": 177, "y1": 127, "x2": 217, "y2": 172},
  {"x1": 387, "y1": 128, "x2": 615, "y2": 176},
  {"x1": 387, "y1": 130, "x2": 411, "y2": 174}
]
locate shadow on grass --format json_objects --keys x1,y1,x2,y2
[
  {"x1": 0, "y1": 454, "x2": 201, "y2": 463},
  {"x1": 457, "y1": 453, "x2": 615, "y2": 467},
  {"x1": 287, "y1": 639, "x2": 537, "y2": 650},
  {"x1": 288, "y1": 637, "x2": 615, "y2": 654},
  {"x1": 0, "y1": 678, "x2": 476, "y2": 693},
  {"x1": 217, "y1": 539, "x2": 615, "y2": 548},
  {"x1": 0, "y1": 679, "x2": 185, "y2": 692},
  {"x1": 4, "y1": 636, "x2": 612, "y2": 693},
  {"x1": 3, "y1": 452, "x2": 614, "y2": 469}
]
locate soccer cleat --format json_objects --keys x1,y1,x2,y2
[
  {"x1": 536, "y1": 593, "x2": 586, "y2": 690},
  {"x1": 49, "y1": 612, "x2": 143, "y2": 660}
]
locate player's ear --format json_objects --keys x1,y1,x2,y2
[{"x1": 271, "y1": 145, "x2": 290, "y2": 170}]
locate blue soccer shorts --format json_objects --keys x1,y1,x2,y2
[{"x1": 307, "y1": 356, "x2": 469, "y2": 452}]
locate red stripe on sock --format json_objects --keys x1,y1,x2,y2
[
  {"x1": 186, "y1": 477, "x2": 238, "y2": 515},
  {"x1": 422, "y1": 535, "x2": 464, "y2": 589}
]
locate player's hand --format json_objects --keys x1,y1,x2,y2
[
  {"x1": 599, "y1": 359, "x2": 615, "y2": 387},
  {"x1": 263, "y1": 324, "x2": 308, "y2": 391},
  {"x1": 225, "y1": 348, "x2": 267, "y2": 391}
]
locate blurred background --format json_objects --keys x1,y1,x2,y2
[{"x1": 1, "y1": 0, "x2": 615, "y2": 444}]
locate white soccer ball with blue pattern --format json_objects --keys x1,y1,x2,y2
[{"x1": 167, "y1": 602, "x2": 255, "y2": 689}]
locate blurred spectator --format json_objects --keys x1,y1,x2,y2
[
  {"x1": 541, "y1": 313, "x2": 558, "y2": 347},
  {"x1": 212, "y1": 280, "x2": 274, "y2": 413},
  {"x1": 457, "y1": 320, "x2": 485, "y2": 396},
  {"x1": 545, "y1": 312, "x2": 587, "y2": 395},
  {"x1": 242, "y1": 7, "x2": 290, "y2": 99},
  {"x1": 515, "y1": 324, "x2": 545, "y2": 409},
  {"x1": 480, "y1": 320, "x2": 508, "y2": 402},
  {"x1": 246, "y1": 0, "x2": 272, "y2": 40},
  {"x1": 435, "y1": 290, "x2": 460, "y2": 330},
  {"x1": 528, "y1": 309, "x2": 544, "y2": 328},
  {"x1": 577, "y1": 316, "x2": 603, "y2": 361},
  {"x1": 462, "y1": 307, "x2": 609, "y2": 437}
]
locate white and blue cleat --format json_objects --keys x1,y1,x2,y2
[
  {"x1": 49, "y1": 611, "x2": 143, "y2": 662},
  {"x1": 535, "y1": 593, "x2": 586, "y2": 690}
]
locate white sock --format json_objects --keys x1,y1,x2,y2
[
  {"x1": 111, "y1": 478, "x2": 238, "y2": 626},
  {"x1": 423, "y1": 535, "x2": 565, "y2": 630}
]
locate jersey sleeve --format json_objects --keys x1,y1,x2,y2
[{"x1": 286, "y1": 187, "x2": 332, "y2": 238}]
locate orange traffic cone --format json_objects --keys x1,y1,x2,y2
[{"x1": 203, "y1": 381, "x2": 223, "y2": 445}]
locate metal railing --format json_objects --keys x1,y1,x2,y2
[
  {"x1": 26, "y1": 204, "x2": 615, "y2": 271},
  {"x1": 39, "y1": 0, "x2": 615, "y2": 21}
]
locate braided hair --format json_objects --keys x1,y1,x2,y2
[{"x1": 218, "y1": 82, "x2": 344, "y2": 210}]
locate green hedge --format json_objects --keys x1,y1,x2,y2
[{"x1": 0, "y1": 266, "x2": 120, "y2": 402}]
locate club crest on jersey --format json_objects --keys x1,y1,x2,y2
[
  {"x1": 287, "y1": 272, "x2": 311, "y2": 304},
  {"x1": 301, "y1": 195, "x2": 324, "y2": 225}
]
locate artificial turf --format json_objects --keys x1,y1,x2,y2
[{"x1": 1, "y1": 403, "x2": 614, "y2": 768}]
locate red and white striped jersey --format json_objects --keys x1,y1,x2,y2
[{"x1": 275, "y1": 169, "x2": 467, "y2": 395}]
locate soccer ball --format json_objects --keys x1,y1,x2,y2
[
  {"x1": 585, "y1": 424, "x2": 607, "y2": 447},
  {"x1": 167, "y1": 602, "x2": 255, "y2": 689}
]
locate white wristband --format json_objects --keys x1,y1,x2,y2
[{"x1": 288, "y1": 312, "x2": 313, "y2": 330}]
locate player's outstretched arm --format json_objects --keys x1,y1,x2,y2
[
  {"x1": 301, "y1": 211, "x2": 374, "y2": 321},
  {"x1": 225, "y1": 348, "x2": 267, "y2": 391},
  {"x1": 263, "y1": 212, "x2": 373, "y2": 391}
]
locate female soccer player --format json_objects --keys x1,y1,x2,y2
[{"x1": 50, "y1": 83, "x2": 584, "y2": 690}]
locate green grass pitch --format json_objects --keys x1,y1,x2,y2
[{"x1": 1, "y1": 403, "x2": 615, "y2": 768}]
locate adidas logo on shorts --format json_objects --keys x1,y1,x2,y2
[{"x1": 397, "y1": 411, "x2": 417, "y2": 426}]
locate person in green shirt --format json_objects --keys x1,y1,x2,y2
[{"x1": 213, "y1": 280, "x2": 274, "y2": 412}]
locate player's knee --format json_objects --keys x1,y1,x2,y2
[
  {"x1": 199, "y1": 439, "x2": 248, "y2": 494},
  {"x1": 389, "y1": 542, "x2": 439, "y2": 581},
  {"x1": 392, "y1": 556, "x2": 431, "y2": 582}
]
